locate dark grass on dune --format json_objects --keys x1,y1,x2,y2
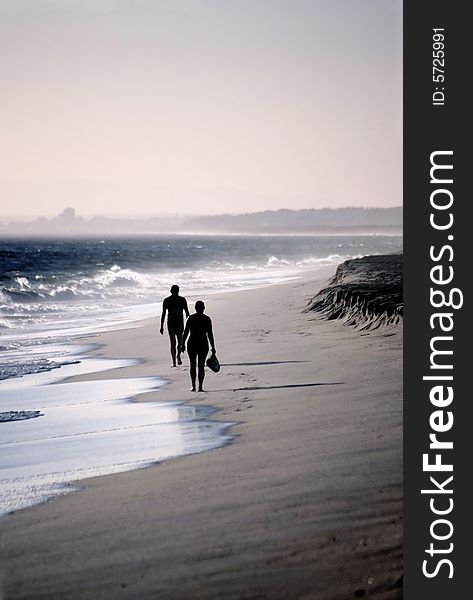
[{"x1": 306, "y1": 254, "x2": 403, "y2": 330}]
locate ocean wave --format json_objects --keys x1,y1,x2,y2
[
  {"x1": 296, "y1": 253, "x2": 362, "y2": 266},
  {"x1": 2, "y1": 288, "x2": 43, "y2": 303},
  {"x1": 0, "y1": 256, "x2": 356, "y2": 311},
  {"x1": 0, "y1": 319, "x2": 13, "y2": 330},
  {"x1": 93, "y1": 265, "x2": 148, "y2": 288},
  {"x1": 266, "y1": 256, "x2": 291, "y2": 267},
  {"x1": 1, "y1": 266, "x2": 145, "y2": 305},
  {"x1": 264, "y1": 253, "x2": 360, "y2": 268}
]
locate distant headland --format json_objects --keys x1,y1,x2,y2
[{"x1": 0, "y1": 206, "x2": 402, "y2": 237}]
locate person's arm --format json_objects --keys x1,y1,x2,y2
[
  {"x1": 183, "y1": 298, "x2": 190, "y2": 319},
  {"x1": 181, "y1": 317, "x2": 190, "y2": 352},
  {"x1": 207, "y1": 318, "x2": 216, "y2": 354},
  {"x1": 160, "y1": 301, "x2": 167, "y2": 334}
]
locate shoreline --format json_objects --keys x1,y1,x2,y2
[
  {"x1": 1, "y1": 272, "x2": 311, "y2": 516},
  {"x1": 0, "y1": 264, "x2": 402, "y2": 599},
  {"x1": 0, "y1": 266, "x2": 332, "y2": 515},
  {"x1": 54, "y1": 267, "x2": 331, "y2": 389},
  {"x1": 0, "y1": 341, "x2": 235, "y2": 516},
  {"x1": 0, "y1": 270, "x2": 305, "y2": 383}
]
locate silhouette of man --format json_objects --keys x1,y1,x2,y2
[{"x1": 160, "y1": 285, "x2": 189, "y2": 367}]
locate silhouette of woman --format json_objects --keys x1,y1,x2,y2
[{"x1": 181, "y1": 301, "x2": 216, "y2": 392}]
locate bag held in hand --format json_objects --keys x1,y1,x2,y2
[{"x1": 206, "y1": 352, "x2": 220, "y2": 373}]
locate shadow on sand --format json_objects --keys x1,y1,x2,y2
[
  {"x1": 220, "y1": 360, "x2": 308, "y2": 367},
  {"x1": 208, "y1": 382, "x2": 343, "y2": 392}
]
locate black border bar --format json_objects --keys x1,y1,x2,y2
[{"x1": 404, "y1": 1, "x2": 470, "y2": 596}]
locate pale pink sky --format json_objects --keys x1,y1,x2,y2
[{"x1": 0, "y1": 0, "x2": 402, "y2": 217}]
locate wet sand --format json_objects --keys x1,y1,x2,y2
[{"x1": 0, "y1": 266, "x2": 402, "y2": 599}]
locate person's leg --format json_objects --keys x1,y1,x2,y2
[
  {"x1": 168, "y1": 326, "x2": 177, "y2": 366},
  {"x1": 176, "y1": 325, "x2": 184, "y2": 365},
  {"x1": 188, "y1": 348, "x2": 197, "y2": 391},
  {"x1": 197, "y1": 346, "x2": 209, "y2": 392}
]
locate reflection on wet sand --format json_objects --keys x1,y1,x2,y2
[{"x1": 0, "y1": 357, "x2": 232, "y2": 515}]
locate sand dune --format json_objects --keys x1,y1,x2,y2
[{"x1": 306, "y1": 255, "x2": 403, "y2": 330}]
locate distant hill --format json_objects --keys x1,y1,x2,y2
[
  {"x1": 0, "y1": 207, "x2": 402, "y2": 236},
  {"x1": 182, "y1": 207, "x2": 402, "y2": 234}
]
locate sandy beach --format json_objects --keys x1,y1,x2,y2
[{"x1": 0, "y1": 266, "x2": 402, "y2": 599}]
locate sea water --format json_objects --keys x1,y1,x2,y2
[{"x1": 0, "y1": 355, "x2": 233, "y2": 514}]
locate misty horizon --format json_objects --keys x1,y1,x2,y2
[
  {"x1": 0, "y1": 206, "x2": 403, "y2": 237},
  {"x1": 1, "y1": 205, "x2": 403, "y2": 221}
]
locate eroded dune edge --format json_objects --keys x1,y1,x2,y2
[{"x1": 306, "y1": 254, "x2": 403, "y2": 330}]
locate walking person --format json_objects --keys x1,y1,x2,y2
[
  {"x1": 181, "y1": 301, "x2": 216, "y2": 392},
  {"x1": 160, "y1": 285, "x2": 189, "y2": 367}
]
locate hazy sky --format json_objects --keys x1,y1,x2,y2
[{"x1": 1, "y1": 0, "x2": 402, "y2": 218}]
